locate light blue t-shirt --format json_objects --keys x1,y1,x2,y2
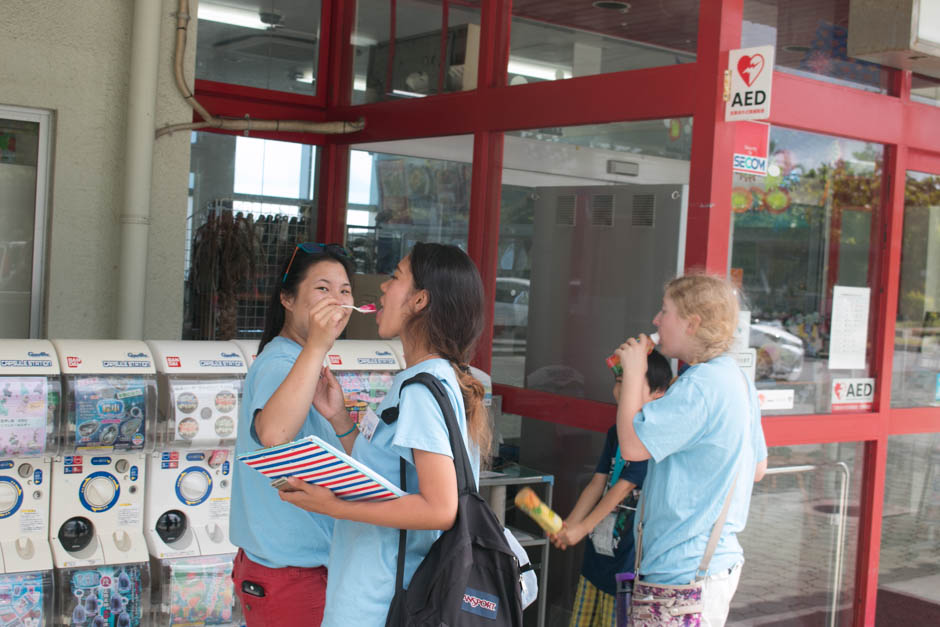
[
  {"x1": 322, "y1": 358, "x2": 480, "y2": 627},
  {"x1": 229, "y1": 336, "x2": 339, "y2": 568},
  {"x1": 632, "y1": 354, "x2": 768, "y2": 585}
]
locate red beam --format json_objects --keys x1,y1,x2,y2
[
  {"x1": 193, "y1": 80, "x2": 335, "y2": 145},
  {"x1": 496, "y1": 383, "x2": 886, "y2": 445},
  {"x1": 760, "y1": 412, "x2": 882, "y2": 446},
  {"x1": 325, "y1": 0, "x2": 356, "y2": 109},
  {"x1": 771, "y1": 72, "x2": 940, "y2": 153},
  {"x1": 193, "y1": 79, "x2": 323, "y2": 108},
  {"x1": 317, "y1": 144, "x2": 350, "y2": 245},
  {"x1": 683, "y1": 0, "x2": 742, "y2": 273},
  {"x1": 494, "y1": 384, "x2": 616, "y2": 433},
  {"x1": 908, "y1": 148, "x2": 940, "y2": 173},
  {"x1": 889, "y1": 406, "x2": 940, "y2": 434},
  {"x1": 469, "y1": 0, "x2": 511, "y2": 373},
  {"x1": 468, "y1": 132, "x2": 504, "y2": 373},
  {"x1": 477, "y1": 0, "x2": 512, "y2": 90},
  {"x1": 315, "y1": 0, "x2": 334, "y2": 106},
  {"x1": 855, "y1": 438, "x2": 888, "y2": 627},
  {"x1": 328, "y1": 63, "x2": 698, "y2": 143}
]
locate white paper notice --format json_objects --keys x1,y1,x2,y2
[
  {"x1": 731, "y1": 349, "x2": 757, "y2": 382},
  {"x1": 829, "y1": 286, "x2": 870, "y2": 370},
  {"x1": 730, "y1": 311, "x2": 752, "y2": 353}
]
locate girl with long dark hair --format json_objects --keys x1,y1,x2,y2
[
  {"x1": 230, "y1": 243, "x2": 355, "y2": 627},
  {"x1": 280, "y1": 242, "x2": 490, "y2": 627}
]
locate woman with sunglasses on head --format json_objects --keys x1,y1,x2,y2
[
  {"x1": 230, "y1": 242, "x2": 356, "y2": 627},
  {"x1": 279, "y1": 242, "x2": 490, "y2": 627}
]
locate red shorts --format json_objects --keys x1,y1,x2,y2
[{"x1": 232, "y1": 548, "x2": 328, "y2": 627}]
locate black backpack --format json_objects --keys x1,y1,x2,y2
[{"x1": 382, "y1": 372, "x2": 524, "y2": 627}]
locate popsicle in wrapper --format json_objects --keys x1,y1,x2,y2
[{"x1": 514, "y1": 487, "x2": 563, "y2": 534}]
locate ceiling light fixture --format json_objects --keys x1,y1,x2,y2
[
  {"x1": 293, "y1": 71, "x2": 315, "y2": 84},
  {"x1": 351, "y1": 33, "x2": 378, "y2": 47},
  {"x1": 198, "y1": 2, "x2": 268, "y2": 30},
  {"x1": 391, "y1": 89, "x2": 427, "y2": 98},
  {"x1": 508, "y1": 57, "x2": 572, "y2": 81},
  {"x1": 592, "y1": 1, "x2": 631, "y2": 10}
]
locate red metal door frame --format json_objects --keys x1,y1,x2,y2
[
  {"x1": 684, "y1": 0, "x2": 742, "y2": 274},
  {"x1": 187, "y1": 2, "x2": 940, "y2": 625}
]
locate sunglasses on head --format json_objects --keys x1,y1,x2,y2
[{"x1": 282, "y1": 242, "x2": 348, "y2": 283}]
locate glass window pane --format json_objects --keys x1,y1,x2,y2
[
  {"x1": 912, "y1": 73, "x2": 940, "y2": 108},
  {"x1": 196, "y1": 0, "x2": 322, "y2": 97},
  {"x1": 729, "y1": 128, "x2": 883, "y2": 415},
  {"x1": 892, "y1": 171, "x2": 940, "y2": 409},
  {"x1": 185, "y1": 132, "x2": 318, "y2": 340},
  {"x1": 0, "y1": 117, "x2": 40, "y2": 338},
  {"x1": 493, "y1": 120, "x2": 693, "y2": 400},
  {"x1": 351, "y1": 0, "x2": 482, "y2": 105},
  {"x1": 742, "y1": 0, "x2": 891, "y2": 93},
  {"x1": 878, "y1": 433, "x2": 940, "y2": 624},
  {"x1": 344, "y1": 136, "x2": 472, "y2": 338},
  {"x1": 508, "y1": 1, "x2": 697, "y2": 85},
  {"x1": 733, "y1": 442, "x2": 862, "y2": 625}
]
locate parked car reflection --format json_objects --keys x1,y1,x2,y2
[
  {"x1": 494, "y1": 277, "x2": 529, "y2": 339},
  {"x1": 750, "y1": 321, "x2": 805, "y2": 381}
]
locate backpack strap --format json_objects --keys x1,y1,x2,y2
[
  {"x1": 389, "y1": 372, "x2": 477, "y2": 594},
  {"x1": 404, "y1": 372, "x2": 477, "y2": 494}
]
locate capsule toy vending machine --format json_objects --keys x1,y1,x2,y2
[
  {"x1": 0, "y1": 339, "x2": 60, "y2": 626},
  {"x1": 327, "y1": 340, "x2": 404, "y2": 442},
  {"x1": 229, "y1": 341, "x2": 259, "y2": 368},
  {"x1": 50, "y1": 339, "x2": 156, "y2": 627},
  {"x1": 144, "y1": 341, "x2": 246, "y2": 627}
]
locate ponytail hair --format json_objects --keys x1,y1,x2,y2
[
  {"x1": 406, "y1": 243, "x2": 491, "y2": 458},
  {"x1": 258, "y1": 244, "x2": 354, "y2": 354},
  {"x1": 664, "y1": 272, "x2": 739, "y2": 363}
]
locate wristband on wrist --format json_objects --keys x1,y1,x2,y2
[{"x1": 336, "y1": 425, "x2": 357, "y2": 438}]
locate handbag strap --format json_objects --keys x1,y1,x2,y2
[
  {"x1": 634, "y1": 472, "x2": 739, "y2": 582},
  {"x1": 390, "y1": 372, "x2": 476, "y2": 593},
  {"x1": 634, "y1": 366, "x2": 754, "y2": 581}
]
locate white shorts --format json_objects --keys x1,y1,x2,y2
[{"x1": 701, "y1": 561, "x2": 743, "y2": 627}]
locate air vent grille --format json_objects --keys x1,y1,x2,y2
[
  {"x1": 556, "y1": 195, "x2": 576, "y2": 226},
  {"x1": 631, "y1": 194, "x2": 655, "y2": 227},
  {"x1": 591, "y1": 195, "x2": 614, "y2": 227}
]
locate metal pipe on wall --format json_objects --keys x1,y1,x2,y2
[{"x1": 117, "y1": 0, "x2": 162, "y2": 339}]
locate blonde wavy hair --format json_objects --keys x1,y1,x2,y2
[{"x1": 665, "y1": 273, "x2": 739, "y2": 363}]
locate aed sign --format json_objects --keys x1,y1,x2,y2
[
  {"x1": 831, "y1": 378, "x2": 875, "y2": 412},
  {"x1": 732, "y1": 122, "x2": 770, "y2": 176},
  {"x1": 726, "y1": 45, "x2": 774, "y2": 122}
]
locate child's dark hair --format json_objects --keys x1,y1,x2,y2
[
  {"x1": 258, "y1": 244, "x2": 354, "y2": 354},
  {"x1": 406, "y1": 242, "x2": 490, "y2": 456},
  {"x1": 646, "y1": 350, "x2": 672, "y2": 393}
]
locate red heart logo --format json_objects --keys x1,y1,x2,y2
[{"x1": 737, "y1": 54, "x2": 765, "y2": 87}]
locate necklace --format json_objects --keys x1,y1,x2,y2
[{"x1": 411, "y1": 352, "x2": 441, "y2": 365}]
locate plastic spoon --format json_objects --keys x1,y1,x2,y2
[{"x1": 341, "y1": 304, "x2": 377, "y2": 313}]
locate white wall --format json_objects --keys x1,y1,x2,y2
[
  {"x1": 353, "y1": 135, "x2": 691, "y2": 187},
  {"x1": 0, "y1": 0, "x2": 194, "y2": 339}
]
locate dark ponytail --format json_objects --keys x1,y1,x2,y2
[
  {"x1": 258, "y1": 245, "x2": 355, "y2": 354},
  {"x1": 406, "y1": 243, "x2": 491, "y2": 457}
]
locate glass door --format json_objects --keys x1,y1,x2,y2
[{"x1": 0, "y1": 105, "x2": 52, "y2": 337}]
